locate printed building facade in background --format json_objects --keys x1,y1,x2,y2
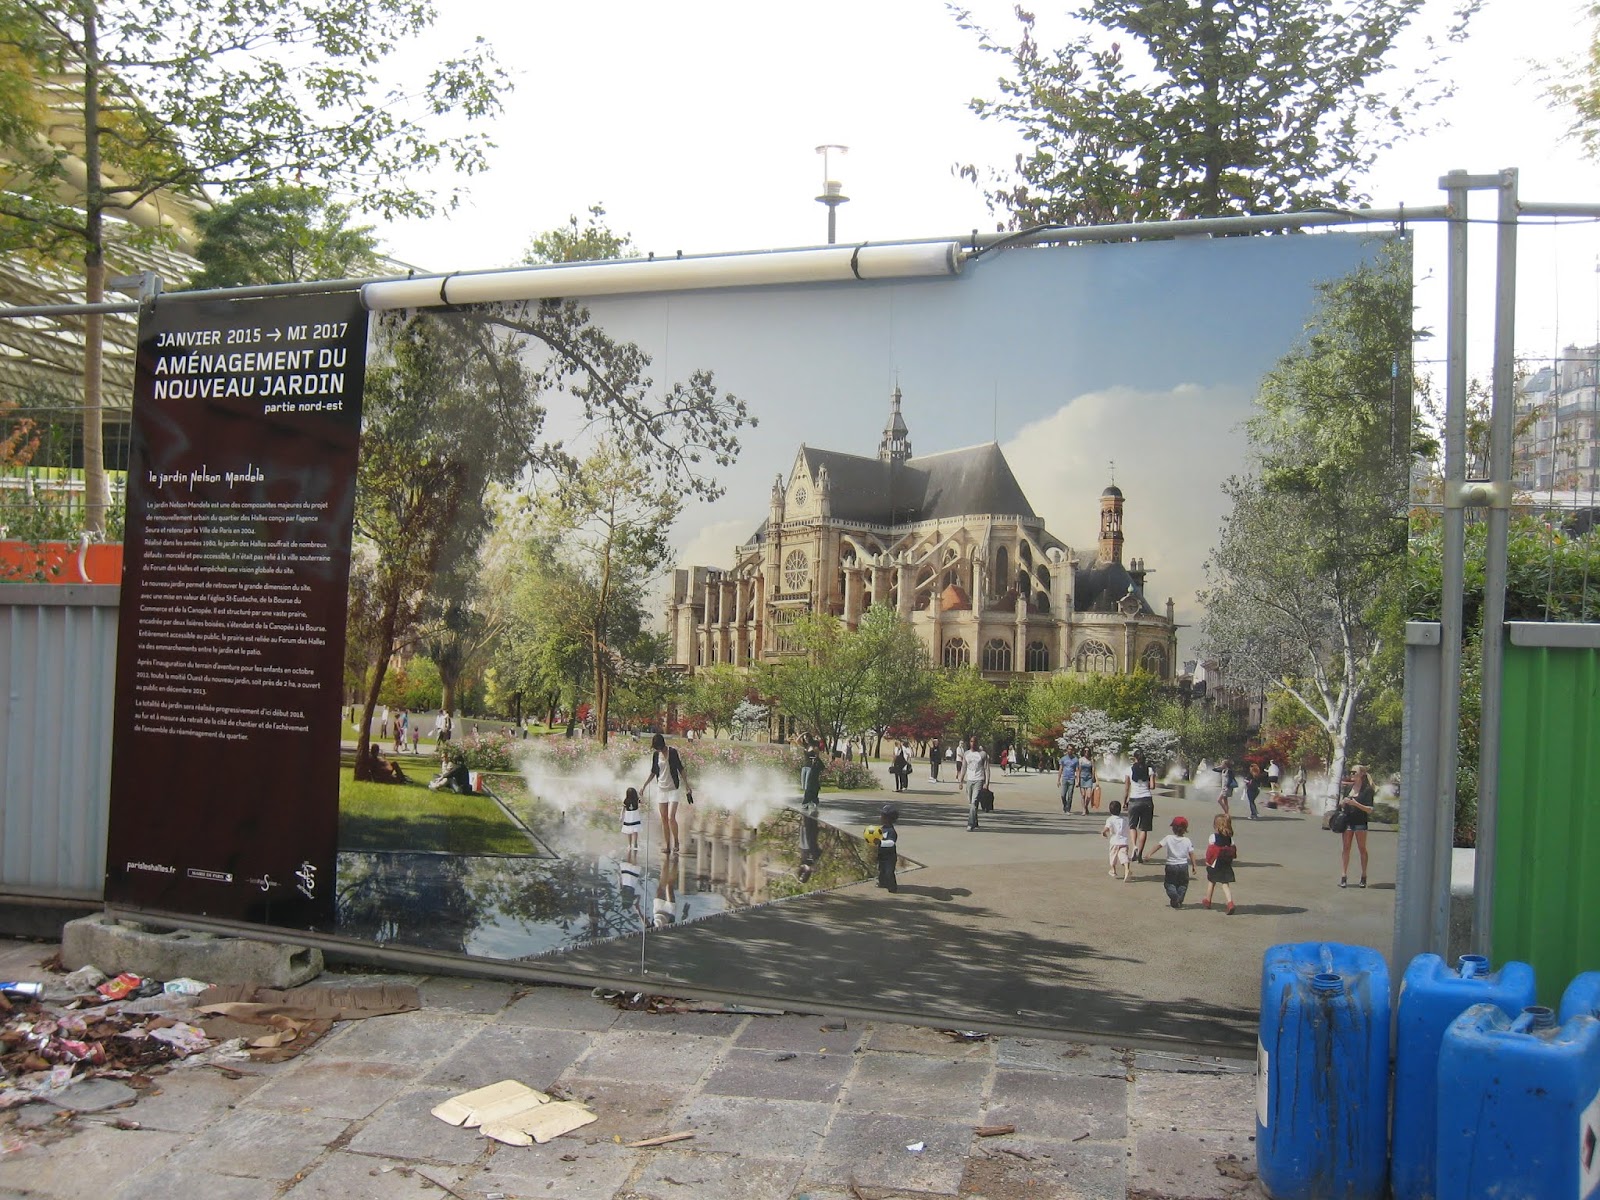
[
  {"x1": 668, "y1": 389, "x2": 1178, "y2": 680},
  {"x1": 1514, "y1": 344, "x2": 1600, "y2": 494}
]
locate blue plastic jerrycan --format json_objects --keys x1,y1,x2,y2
[
  {"x1": 1258, "y1": 942, "x2": 1391, "y2": 1200},
  {"x1": 1562, "y1": 972, "x2": 1600, "y2": 1027},
  {"x1": 1436, "y1": 1004, "x2": 1600, "y2": 1200},
  {"x1": 1392, "y1": 953, "x2": 1537, "y2": 1200}
]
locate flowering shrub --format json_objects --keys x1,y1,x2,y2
[
  {"x1": 825, "y1": 759, "x2": 879, "y2": 790},
  {"x1": 452, "y1": 730, "x2": 522, "y2": 773}
]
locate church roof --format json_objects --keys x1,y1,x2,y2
[
  {"x1": 797, "y1": 442, "x2": 1038, "y2": 526},
  {"x1": 1074, "y1": 559, "x2": 1156, "y2": 616}
]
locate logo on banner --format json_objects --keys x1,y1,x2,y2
[
  {"x1": 126, "y1": 861, "x2": 176, "y2": 875},
  {"x1": 295, "y1": 861, "x2": 318, "y2": 900},
  {"x1": 187, "y1": 868, "x2": 234, "y2": 884},
  {"x1": 248, "y1": 874, "x2": 280, "y2": 894}
]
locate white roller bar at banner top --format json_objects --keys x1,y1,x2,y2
[{"x1": 359, "y1": 241, "x2": 966, "y2": 310}]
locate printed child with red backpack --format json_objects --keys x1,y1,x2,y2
[{"x1": 1202, "y1": 813, "x2": 1238, "y2": 914}]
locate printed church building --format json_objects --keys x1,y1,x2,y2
[{"x1": 667, "y1": 389, "x2": 1178, "y2": 681}]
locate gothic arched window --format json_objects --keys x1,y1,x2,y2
[
  {"x1": 1141, "y1": 644, "x2": 1168, "y2": 678},
  {"x1": 1026, "y1": 641, "x2": 1050, "y2": 672},
  {"x1": 983, "y1": 638, "x2": 1013, "y2": 672},
  {"x1": 942, "y1": 637, "x2": 970, "y2": 668},
  {"x1": 1075, "y1": 640, "x2": 1116, "y2": 674}
]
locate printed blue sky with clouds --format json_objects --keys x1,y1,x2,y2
[{"x1": 541, "y1": 232, "x2": 1395, "y2": 658}]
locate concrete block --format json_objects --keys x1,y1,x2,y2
[{"x1": 61, "y1": 913, "x2": 322, "y2": 987}]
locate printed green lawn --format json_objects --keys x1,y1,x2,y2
[{"x1": 338, "y1": 769, "x2": 535, "y2": 855}]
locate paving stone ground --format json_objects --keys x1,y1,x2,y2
[{"x1": 0, "y1": 939, "x2": 1267, "y2": 1200}]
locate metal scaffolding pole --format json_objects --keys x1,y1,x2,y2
[
  {"x1": 1472, "y1": 169, "x2": 1520, "y2": 956},
  {"x1": 1431, "y1": 171, "x2": 1475, "y2": 954}
]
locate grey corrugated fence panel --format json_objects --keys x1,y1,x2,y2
[{"x1": 0, "y1": 584, "x2": 117, "y2": 898}]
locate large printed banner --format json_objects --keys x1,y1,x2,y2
[
  {"x1": 94, "y1": 233, "x2": 1410, "y2": 1049},
  {"x1": 106, "y1": 292, "x2": 368, "y2": 927}
]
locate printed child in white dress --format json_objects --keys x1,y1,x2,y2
[
  {"x1": 621, "y1": 786, "x2": 643, "y2": 850},
  {"x1": 1102, "y1": 799, "x2": 1131, "y2": 881}
]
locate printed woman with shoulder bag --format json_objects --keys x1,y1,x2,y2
[{"x1": 1336, "y1": 766, "x2": 1375, "y2": 888}]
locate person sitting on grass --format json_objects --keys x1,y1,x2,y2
[
  {"x1": 364, "y1": 743, "x2": 407, "y2": 784},
  {"x1": 428, "y1": 752, "x2": 472, "y2": 794}
]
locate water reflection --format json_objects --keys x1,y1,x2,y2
[{"x1": 335, "y1": 804, "x2": 897, "y2": 962}]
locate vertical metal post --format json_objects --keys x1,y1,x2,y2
[
  {"x1": 1432, "y1": 171, "x2": 1472, "y2": 954},
  {"x1": 1472, "y1": 168, "x2": 1520, "y2": 955},
  {"x1": 1395, "y1": 622, "x2": 1443, "y2": 982}
]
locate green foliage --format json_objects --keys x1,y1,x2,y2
[
  {"x1": 685, "y1": 664, "x2": 751, "y2": 739},
  {"x1": 0, "y1": 0, "x2": 508, "y2": 531},
  {"x1": 448, "y1": 730, "x2": 523, "y2": 773},
  {"x1": 0, "y1": 0, "x2": 510, "y2": 246},
  {"x1": 380, "y1": 655, "x2": 443, "y2": 714},
  {"x1": 1399, "y1": 510, "x2": 1600, "y2": 846},
  {"x1": 0, "y1": 396, "x2": 39, "y2": 468},
  {"x1": 934, "y1": 666, "x2": 1008, "y2": 744},
  {"x1": 756, "y1": 606, "x2": 931, "y2": 750},
  {"x1": 1153, "y1": 699, "x2": 1249, "y2": 769},
  {"x1": 522, "y1": 203, "x2": 636, "y2": 265},
  {"x1": 856, "y1": 605, "x2": 935, "y2": 737},
  {"x1": 1022, "y1": 670, "x2": 1162, "y2": 744},
  {"x1": 824, "y1": 758, "x2": 880, "y2": 791},
  {"x1": 189, "y1": 184, "x2": 382, "y2": 288},
  {"x1": 346, "y1": 308, "x2": 543, "y2": 775},
  {"x1": 956, "y1": 0, "x2": 1477, "y2": 226},
  {"x1": 1549, "y1": 4, "x2": 1600, "y2": 161},
  {"x1": 1408, "y1": 509, "x2": 1600, "y2": 625},
  {"x1": 529, "y1": 438, "x2": 679, "y2": 745},
  {"x1": 1201, "y1": 240, "x2": 1415, "y2": 796},
  {"x1": 757, "y1": 612, "x2": 878, "y2": 750}
]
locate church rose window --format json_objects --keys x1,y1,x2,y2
[
  {"x1": 983, "y1": 639, "x2": 1012, "y2": 672},
  {"x1": 783, "y1": 549, "x2": 809, "y2": 591},
  {"x1": 942, "y1": 638, "x2": 970, "y2": 668},
  {"x1": 1026, "y1": 641, "x2": 1050, "y2": 671},
  {"x1": 1075, "y1": 640, "x2": 1115, "y2": 674}
]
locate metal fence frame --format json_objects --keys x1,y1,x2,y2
[{"x1": 2, "y1": 179, "x2": 1598, "y2": 980}]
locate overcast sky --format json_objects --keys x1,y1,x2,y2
[
  {"x1": 369, "y1": 0, "x2": 1600, "y2": 651},
  {"x1": 374, "y1": 0, "x2": 1600, "y2": 360}
]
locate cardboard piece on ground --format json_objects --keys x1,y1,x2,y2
[
  {"x1": 196, "y1": 982, "x2": 420, "y2": 1021},
  {"x1": 433, "y1": 1080, "x2": 531, "y2": 1126},
  {"x1": 431, "y1": 1080, "x2": 545, "y2": 1127},
  {"x1": 481, "y1": 1100, "x2": 598, "y2": 1146},
  {"x1": 465, "y1": 1087, "x2": 554, "y2": 1129},
  {"x1": 192, "y1": 1012, "x2": 333, "y2": 1064}
]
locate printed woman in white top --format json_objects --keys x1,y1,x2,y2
[{"x1": 642, "y1": 733, "x2": 693, "y2": 856}]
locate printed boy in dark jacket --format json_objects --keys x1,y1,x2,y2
[{"x1": 876, "y1": 804, "x2": 900, "y2": 893}]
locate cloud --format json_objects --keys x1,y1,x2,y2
[
  {"x1": 1004, "y1": 383, "x2": 1254, "y2": 660},
  {"x1": 675, "y1": 517, "x2": 755, "y2": 574},
  {"x1": 663, "y1": 385, "x2": 1252, "y2": 659}
]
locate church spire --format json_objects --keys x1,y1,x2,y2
[{"x1": 878, "y1": 384, "x2": 911, "y2": 465}]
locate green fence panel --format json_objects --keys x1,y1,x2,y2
[{"x1": 1494, "y1": 625, "x2": 1600, "y2": 1006}]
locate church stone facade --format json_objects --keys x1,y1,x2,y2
[{"x1": 667, "y1": 389, "x2": 1178, "y2": 682}]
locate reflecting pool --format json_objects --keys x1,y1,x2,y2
[{"x1": 336, "y1": 804, "x2": 905, "y2": 961}]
